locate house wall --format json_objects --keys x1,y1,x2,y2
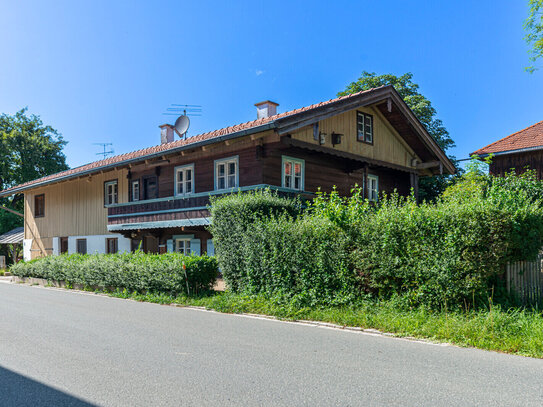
[
  {"x1": 490, "y1": 151, "x2": 543, "y2": 179},
  {"x1": 23, "y1": 168, "x2": 130, "y2": 259},
  {"x1": 289, "y1": 106, "x2": 420, "y2": 169}
]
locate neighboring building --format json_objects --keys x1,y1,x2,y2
[
  {"x1": 472, "y1": 120, "x2": 543, "y2": 177},
  {"x1": 0, "y1": 86, "x2": 455, "y2": 261}
]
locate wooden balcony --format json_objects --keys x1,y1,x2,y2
[{"x1": 106, "y1": 184, "x2": 312, "y2": 232}]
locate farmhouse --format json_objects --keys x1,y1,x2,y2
[
  {"x1": 0, "y1": 86, "x2": 455, "y2": 261},
  {"x1": 472, "y1": 120, "x2": 543, "y2": 177}
]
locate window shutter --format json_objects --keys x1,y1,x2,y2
[
  {"x1": 167, "y1": 239, "x2": 174, "y2": 253},
  {"x1": 190, "y1": 239, "x2": 201, "y2": 255},
  {"x1": 206, "y1": 239, "x2": 215, "y2": 256}
]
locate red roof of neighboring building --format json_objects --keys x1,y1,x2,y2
[{"x1": 472, "y1": 120, "x2": 543, "y2": 156}]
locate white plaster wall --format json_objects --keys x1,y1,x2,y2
[
  {"x1": 67, "y1": 234, "x2": 131, "y2": 254},
  {"x1": 23, "y1": 239, "x2": 32, "y2": 261}
]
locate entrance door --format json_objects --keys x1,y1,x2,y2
[{"x1": 60, "y1": 237, "x2": 68, "y2": 254}]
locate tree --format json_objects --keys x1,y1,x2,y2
[
  {"x1": 0, "y1": 108, "x2": 69, "y2": 263},
  {"x1": 525, "y1": 0, "x2": 543, "y2": 73},
  {"x1": 338, "y1": 72, "x2": 458, "y2": 201}
]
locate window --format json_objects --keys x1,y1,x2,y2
[
  {"x1": 76, "y1": 239, "x2": 87, "y2": 254},
  {"x1": 60, "y1": 237, "x2": 68, "y2": 254},
  {"x1": 175, "y1": 238, "x2": 191, "y2": 255},
  {"x1": 175, "y1": 164, "x2": 194, "y2": 196},
  {"x1": 143, "y1": 176, "x2": 158, "y2": 200},
  {"x1": 282, "y1": 156, "x2": 304, "y2": 191},
  {"x1": 215, "y1": 156, "x2": 238, "y2": 190},
  {"x1": 106, "y1": 238, "x2": 118, "y2": 254},
  {"x1": 34, "y1": 194, "x2": 45, "y2": 218},
  {"x1": 131, "y1": 180, "x2": 140, "y2": 201},
  {"x1": 104, "y1": 180, "x2": 118, "y2": 205},
  {"x1": 357, "y1": 111, "x2": 373, "y2": 144},
  {"x1": 367, "y1": 175, "x2": 379, "y2": 201}
]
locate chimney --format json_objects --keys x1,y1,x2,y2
[
  {"x1": 159, "y1": 124, "x2": 175, "y2": 144},
  {"x1": 255, "y1": 100, "x2": 279, "y2": 119}
]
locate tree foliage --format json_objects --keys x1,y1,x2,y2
[
  {"x1": 525, "y1": 0, "x2": 543, "y2": 73},
  {"x1": 338, "y1": 72, "x2": 458, "y2": 201},
  {"x1": 0, "y1": 108, "x2": 69, "y2": 261}
]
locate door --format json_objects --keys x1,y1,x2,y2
[{"x1": 60, "y1": 237, "x2": 68, "y2": 254}]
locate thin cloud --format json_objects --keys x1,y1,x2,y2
[{"x1": 255, "y1": 69, "x2": 265, "y2": 76}]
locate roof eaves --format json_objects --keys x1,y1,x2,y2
[{"x1": 0, "y1": 121, "x2": 277, "y2": 197}]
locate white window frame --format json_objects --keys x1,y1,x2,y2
[
  {"x1": 174, "y1": 164, "x2": 195, "y2": 196},
  {"x1": 214, "y1": 155, "x2": 239, "y2": 191},
  {"x1": 367, "y1": 174, "x2": 379, "y2": 202},
  {"x1": 357, "y1": 111, "x2": 373, "y2": 144},
  {"x1": 174, "y1": 235, "x2": 193, "y2": 255},
  {"x1": 104, "y1": 180, "x2": 118, "y2": 205},
  {"x1": 281, "y1": 156, "x2": 305, "y2": 191},
  {"x1": 131, "y1": 180, "x2": 140, "y2": 201}
]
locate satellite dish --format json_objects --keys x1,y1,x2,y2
[{"x1": 174, "y1": 115, "x2": 190, "y2": 138}]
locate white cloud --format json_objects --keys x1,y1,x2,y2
[{"x1": 255, "y1": 69, "x2": 265, "y2": 76}]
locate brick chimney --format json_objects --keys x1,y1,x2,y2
[
  {"x1": 159, "y1": 124, "x2": 175, "y2": 144},
  {"x1": 255, "y1": 100, "x2": 279, "y2": 119}
]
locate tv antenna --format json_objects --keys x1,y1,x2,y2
[
  {"x1": 162, "y1": 104, "x2": 202, "y2": 139},
  {"x1": 94, "y1": 143, "x2": 114, "y2": 159}
]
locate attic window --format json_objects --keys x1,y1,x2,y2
[
  {"x1": 357, "y1": 111, "x2": 373, "y2": 144},
  {"x1": 34, "y1": 194, "x2": 45, "y2": 218}
]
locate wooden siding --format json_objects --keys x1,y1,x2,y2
[
  {"x1": 490, "y1": 151, "x2": 543, "y2": 179},
  {"x1": 24, "y1": 168, "x2": 129, "y2": 258},
  {"x1": 289, "y1": 107, "x2": 419, "y2": 169}
]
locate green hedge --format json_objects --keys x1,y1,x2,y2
[
  {"x1": 10, "y1": 252, "x2": 219, "y2": 295},
  {"x1": 210, "y1": 169, "x2": 543, "y2": 309},
  {"x1": 209, "y1": 188, "x2": 302, "y2": 291}
]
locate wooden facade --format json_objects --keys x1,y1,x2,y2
[
  {"x1": 489, "y1": 151, "x2": 543, "y2": 179},
  {"x1": 11, "y1": 87, "x2": 453, "y2": 260}
]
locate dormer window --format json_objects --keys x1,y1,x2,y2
[{"x1": 357, "y1": 111, "x2": 373, "y2": 144}]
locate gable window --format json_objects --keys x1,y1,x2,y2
[
  {"x1": 106, "y1": 237, "x2": 118, "y2": 254},
  {"x1": 34, "y1": 194, "x2": 45, "y2": 218},
  {"x1": 131, "y1": 180, "x2": 140, "y2": 202},
  {"x1": 175, "y1": 238, "x2": 191, "y2": 255},
  {"x1": 282, "y1": 156, "x2": 305, "y2": 191},
  {"x1": 76, "y1": 238, "x2": 87, "y2": 254},
  {"x1": 104, "y1": 180, "x2": 118, "y2": 205},
  {"x1": 175, "y1": 164, "x2": 194, "y2": 196},
  {"x1": 215, "y1": 156, "x2": 238, "y2": 190},
  {"x1": 367, "y1": 174, "x2": 379, "y2": 201},
  {"x1": 357, "y1": 111, "x2": 373, "y2": 144}
]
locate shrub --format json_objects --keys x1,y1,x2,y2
[
  {"x1": 209, "y1": 188, "x2": 302, "y2": 290},
  {"x1": 10, "y1": 252, "x2": 219, "y2": 295}
]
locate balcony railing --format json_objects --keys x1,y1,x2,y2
[{"x1": 106, "y1": 184, "x2": 312, "y2": 230}]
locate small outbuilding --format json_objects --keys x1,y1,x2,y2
[{"x1": 0, "y1": 227, "x2": 24, "y2": 267}]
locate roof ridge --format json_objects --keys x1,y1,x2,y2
[{"x1": 475, "y1": 119, "x2": 543, "y2": 154}]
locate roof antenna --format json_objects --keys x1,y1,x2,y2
[
  {"x1": 94, "y1": 143, "x2": 114, "y2": 159},
  {"x1": 162, "y1": 104, "x2": 202, "y2": 139}
]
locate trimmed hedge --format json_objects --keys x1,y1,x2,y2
[
  {"x1": 209, "y1": 188, "x2": 303, "y2": 291},
  {"x1": 10, "y1": 252, "x2": 218, "y2": 295},
  {"x1": 210, "y1": 170, "x2": 543, "y2": 309}
]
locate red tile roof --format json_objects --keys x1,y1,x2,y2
[
  {"x1": 472, "y1": 120, "x2": 543, "y2": 156},
  {"x1": 0, "y1": 88, "x2": 381, "y2": 196}
]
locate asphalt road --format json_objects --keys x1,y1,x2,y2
[{"x1": 0, "y1": 283, "x2": 542, "y2": 407}]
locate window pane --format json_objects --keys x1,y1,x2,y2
[
  {"x1": 178, "y1": 171, "x2": 183, "y2": 182},
  {"x1": 219, "y1": 177, "x2": 225, "y2": 189},
  {"x1": 186, "y1": 181, "x2": 191, "y2": 193},
  {"x1": 228, "y1": 162, "x2": 236, "y2": 176},
  {"x1": 284, "y1": 162, "x2": 292, "y2": 175},
  {"x1": 178, "y1": 182, "x2": 183, "y2": 194},
  {"x1": 218, "y1": 164, "x2": 225, "y2": 176},
  {"x1": 285, "y1": 174, "x2": 291, "y2": 188},
  {"x1": 294, "y1": 176, "x2": 300, "y2": 190},
  {"x1": 186, "y1": 169, "x2": 191, "y2": 181},
  {"x1": 228, "y1": 175, "x2": 235, "y2": 188},
  {"x1": 294, "y1": 163, "x2": 301, "y2": 177}
]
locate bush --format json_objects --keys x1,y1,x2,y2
[
  {"x1": 10, "y1": 252, "x2": 219, "y2": 295},
  {"x1": 209, "y1": 188, "x2": 302, "y2": 291}
]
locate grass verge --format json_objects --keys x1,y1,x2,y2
[{"x1": 101, "y1": 288, "x2": 543, "y2": 359}]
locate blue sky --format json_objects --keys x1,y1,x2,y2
[{"x1": 1, "y1": 0, "x2": 541, "y2": 169}]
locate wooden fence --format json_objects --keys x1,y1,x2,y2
[{"x1": 506, "y1": 253, "x2": 543, "y2": 305}]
